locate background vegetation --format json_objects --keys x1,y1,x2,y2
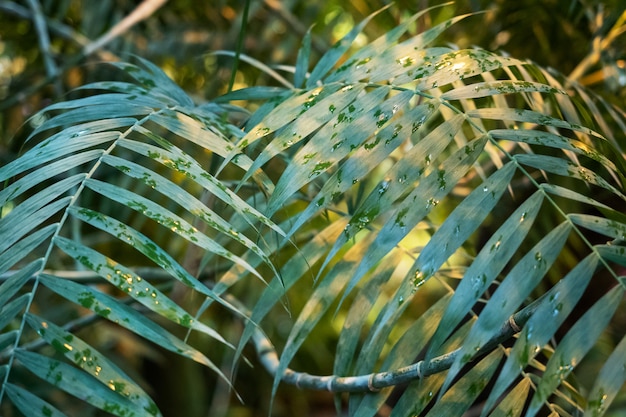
[
  {"x1": 0, "y1": 1, "x2": 625, "y2": 416},
  {"x1": 2, "y1": 0, "x2": 625, "y2": 149}
]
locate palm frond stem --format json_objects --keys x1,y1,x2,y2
[{"x1": 255, "y1": 299, "x2": 535, "y2": 392}]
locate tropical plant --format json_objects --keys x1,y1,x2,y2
[{"x1": 1, "y1": 4, "x2": 625, "y2": 417}]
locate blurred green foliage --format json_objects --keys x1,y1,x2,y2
[{"x1": 1, "y1": 0, "x2": 624, "y2": 147}]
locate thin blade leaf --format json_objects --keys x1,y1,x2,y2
[
  {"x1": 0, "y1": 294, "x2": 29, "y2": 330},
  {"x1": 489, "y1": 253, "x2": 600, "y2": 410},
  {"x1": 0, "y1": 260, "x2": 42, "y2": 305},
  {"x1": 101, "y1": 154, "x2": 279, "y2": 275},
  {"x1": 84, "y1": 178, "x2": 265, "y2": 282},
  {"x1": 0, "y1": 150, "x2": 102, "y2": 206},
  {"x1": 271, "y1": 233, "x2": 378, "y2": 400},
  {"x1": 568, "y1": 214, "x2": 626, "y2": 240},
  {"x1": 24, "y1": 313, "x2": 160, "y2": 416},
  {"x1": 288, "y1": 99, "x2": 441, "y2": 238},
  {"x1": 68, "y1": 206, "x2": 238, "y2": 312},
  {"x1": 4, "y1": 383, "x2": 68, "y2": 417},
  {"x1": 349, "y1": 295, "x2": 452, "y2": 415},
  {"x1": 341, "y1": 135, "x2": 488, "y2": 308},
  {"x1": 424, "y1": 350, "x2": 502, "y2": 417},
  {"x1": 406, "y1": 161, "x2": 517, "y2": 286},
  {"x1": 330, "y1": 14, "x2": 472, "y2": 84},
  {"x1": 53, "y1": 236, "x2": 231, "y2": 346},
  {"x1": 15, "y1": 350, "x2": 146, "y2": 417},
  {"x1": 584, "y1": 334, "x2": 626, "y2": 417},
  {"x1": 268, "y1": 86, "x2": 411, "y2": 214},
  {"x1": 320, "y1": 113, "x2": 466, "y2": 278},
  {"x1": 479, "y1": 223, "x2": 572, "y2": 414},
  {"x1": 39, "y1": 274, "x2": 230, "y2": 380},
  {"x1": 242, "y1": 83, "x2": 366, "y2": 186},
  {"x1": 487, "y1": 378, "x2": 531, "y2": 417},
  {"x1": 442, "y1": 81, "x2": 565, "y2": 100},
  {"x1": 294, "y1": 26, "x2": 313, "y2": 88},
  {"x1": 117, "y1": 135, "x2": 284, "y2": 236},
  {"x1": 527, "y1": 286, "x2": 623, "y2": 417},
  {"x1": 428, "y1": 191, "x2": 544, "y2": 368},
  {"x1": 0, "y1": 227, "x2": 54, "y2": 275},
  {"x1": 454, "y1": 222, "x2": 572, "y2": 384},
  {"x1": 334, "y1": 250, "x2": 405, "y2": 378},
  {"x1": 235, "y1": 219, "x2": 347, "y2": 366},
  {"x1": 306, "y1": 5, "x2": 391, "y2": 87}
]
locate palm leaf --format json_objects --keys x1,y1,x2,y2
[
  {"x1": 0, "y1": 58, "x2": 280, "y2": 415},
  {"x1": 1, "y1": 5, "x2": 625, "y2": 417},
  {"x1": 4, "y1": 383, "x2": 67, "y2": 417},
  {"x1": 15, "y1": 349, "x2": 145, "y2": 416},
  {"x1": 234, "y1": 7, "x2": 625, "y2": 417},
  {"x1": 23, "y1": 313, "x2": 158, "y2": 415},
  {"x1": 527, "y1": 286, "x2": 623, "y2": 417},
  {"x1": 585, "y1": 334, "x2": 626, "y2": 417}
]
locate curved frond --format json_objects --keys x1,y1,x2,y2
[
  {"x1": 1, "y1": 5, "x2": 625, "y2": 416},
  {"x1": 0, "y1": 58, "x2": 281, "y2": 415},
  {"x1": 225, "y1": 7, "x2": 625, "y2": 417}
]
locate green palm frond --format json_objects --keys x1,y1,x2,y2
[
  {"x1": 233, "y1": 8, "x2": 626, "y2": 417},
  {"x1": 0, "y1": 56, "x2": 283, "y2": 416},
  {"x1": 1, "y1": 5, "x2": 625, "y2": 417}
]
